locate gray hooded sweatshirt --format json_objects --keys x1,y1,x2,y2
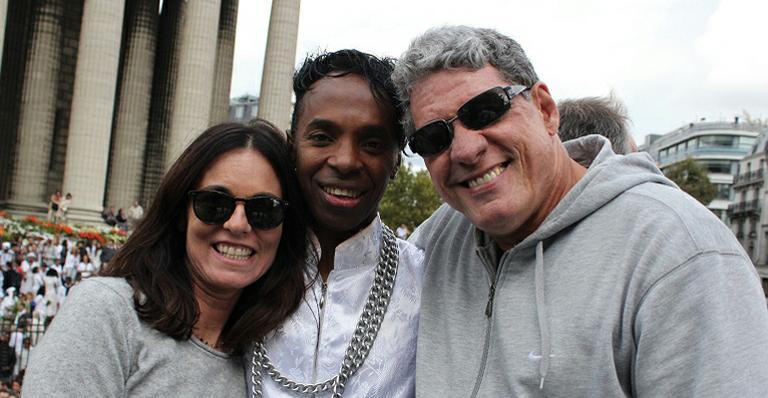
[{"x1": 409, "y1": 135, "x2": 768, "y2": 397}]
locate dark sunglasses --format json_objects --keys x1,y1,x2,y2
[
  {"x1": 188, "y1": 190, "x2": 288, "y2": 230},
  {"x1": 408, "y1": 85, "x2": 529, "y2": 157}
]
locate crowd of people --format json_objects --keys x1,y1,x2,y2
[
  {"x1": 0, "y1": 231, "x2": 122, "y2": 395},
  {"x1": 100, "y1": 201, "x2": 144, "y2": 231}
]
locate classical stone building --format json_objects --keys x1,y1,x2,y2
[{"x1": 0, "y1": 0, "x2": 301, "y2": 224}]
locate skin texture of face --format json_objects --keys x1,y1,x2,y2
[
  {"x1": 410, "y1": 65, "x2": 583, "y2": 249},
  {"x1": 185, "y1": 148, "x2": 283, "y2": 294},
  {"x1": 293, "y1": 74, "x2": 399, "y2": 243}
]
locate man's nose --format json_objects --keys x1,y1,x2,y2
[
  {"x1": 328, "y1": 139, "x2": 362, "y2": 174},
  {"x1": 449, "y1": 124, "x2": 487, "y2": 165}
]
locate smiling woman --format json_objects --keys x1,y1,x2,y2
[{"x1": 22, "y1": 121, "x2": 309, "y2": 397}]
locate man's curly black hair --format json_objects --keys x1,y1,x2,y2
[{"x1": 289, "y1": 49, "x2": 405, "y2": 149}]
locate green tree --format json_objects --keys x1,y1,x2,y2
[
  {"x1": 664, "y1": 157, "x2": 716, "y2": 205},
  {"x1": 380, "y1": 163, "x2": 443, "y2": 231}
]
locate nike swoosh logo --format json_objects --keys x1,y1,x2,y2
[{"x1": 528, "y1": 351, "x2": 542, "y2": 361}]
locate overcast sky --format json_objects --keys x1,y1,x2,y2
[{"x1": 230, "y1": 0, "x2": 768, "y2": 148}]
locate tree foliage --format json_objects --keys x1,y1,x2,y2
[
  {"x1": 664, "y1": 157, "x2": 717, "y2": 205},
  {"x1": 380, "y1": 163, "x2": 443, "y2": 231}
]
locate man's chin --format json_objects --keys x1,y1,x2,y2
[{"x1": 467, "y1": 208, "x2": 519, "y2": 238}]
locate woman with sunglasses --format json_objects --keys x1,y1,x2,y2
[{"x1": 23, "y1": 121, "x2": 308, "y2": 397}]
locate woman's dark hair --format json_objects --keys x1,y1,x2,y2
[
  {"x1": 102, "y1": 121, "x2": 309, "y2": 353},
  {"x1": 289, "y1": 49, "x2": 405, "y2": 149}
]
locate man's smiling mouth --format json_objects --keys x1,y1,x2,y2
[
  {"x1": 465, "y1": 162, "x2": 509, "y2": 188},
  {"x1": 323, "y1": 186, "x2": 362, "y2": 198}
]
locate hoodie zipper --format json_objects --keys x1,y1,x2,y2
[
  {"x1": 311, "y1": 281, "x2": 328, "y2": 383},
  {"x1": 485, "y1": 284, "x2": 496, "y2": 317},
  {"x1": 470, "y1": 273, "x2": 499, "y2": 398}
]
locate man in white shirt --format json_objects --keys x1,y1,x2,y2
[{"x1": 247, "y1": 49, "x2": 424, "y2": 397}]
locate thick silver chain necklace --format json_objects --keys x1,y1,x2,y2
[{"x1": 250, "y1": 225, "x2": 400, "y2": 398}]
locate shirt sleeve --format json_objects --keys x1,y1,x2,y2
[
  {"x1": 633, "y1": 251, "x2": 768, "y2": 397},
  {"x1": 22, "y1": 279, "x2": 136, "y2": 397}
]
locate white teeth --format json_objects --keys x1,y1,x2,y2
[
  {"x1": 323, "y1": 187, "x2": 361, "y2": 198},
  {"x1": 215, "y1": 244, "x2": 254, "y2": 260},
  {"x1": 467, "y1": 165, "x2": 507, "y2": 188}
]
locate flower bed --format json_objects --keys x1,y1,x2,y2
[{"x1": 0, "y1": 212, "x2": 127, "y2": 244}]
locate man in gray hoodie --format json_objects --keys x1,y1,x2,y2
[{"x1": 392, "y1": 25, "x2": 768, "y2": 397}]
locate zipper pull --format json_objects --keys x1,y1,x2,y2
[
  {"x1": 319, "y1": 281, "x2": 328, "y2": 310},
  {"x1": 485, "y1": 284, "x2": 496, "y2": 317}
]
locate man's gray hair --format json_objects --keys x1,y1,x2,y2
[
  {"x1": 392, "y1": 25, "x2": 539, "y2": 136},
  {"x1": 558, "y1": 96, "x2": 633, "y2": 154}
]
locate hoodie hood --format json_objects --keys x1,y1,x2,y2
[
  {"x1": 517, "y1": 135, "x2": 676, "y2": 249},
  {"x1": 482, "y1": 134, "x2": 677, "y2": 389}
]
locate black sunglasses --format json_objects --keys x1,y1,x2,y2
[
  {"x1": 188, "y1": 190, "x2": 288, "y2": 230},
  {"x1": 408, "y1": 85, "x2": 529, "y2": 157}
]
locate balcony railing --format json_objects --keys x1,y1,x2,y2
[
  {"x1": 733, "y1": 168, "x2": 765, "y2": 187},
  {"x1": 727, "y1": 199, "x2": 761, "y2": 217}
]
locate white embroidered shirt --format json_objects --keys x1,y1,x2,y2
[{"x1": 250, "y1": 216, "x2": 425, "y2": 397}]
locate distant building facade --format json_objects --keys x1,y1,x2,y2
[
  {"x1": 729, "y1": 133, "x2": 768, "y2": 291},
  {"x1": 646, "y1": 118, "x2": 765, "y2": 221},
  {"x1": 229, "y1": 94, "x2": 259, "y2": 122}
]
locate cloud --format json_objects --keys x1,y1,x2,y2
[
  {"x1": 697, "y1": 0, "x2": 768, "y2": 90},
  {"x1": 230, "y1": 0, "x2": 766, "y2": 142}
]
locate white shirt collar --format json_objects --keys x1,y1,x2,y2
[{"x1": 307, "y1": 214, "x2": 383, "y2": 272}]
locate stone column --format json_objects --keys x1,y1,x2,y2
[
  {"x1": 0, "y1": 1, "x2": 32, "y2": 203},
  {"x1": 140, "y1": 0, "x2": 182, "y2": 204},
  {"x1": 164, "y1": 0, "x2": 221, "y2": 169},
  {"x1": 0, "y1": 0, "x2": 7, "y2": 74},
  {"x1": 106, "y1": 0, "x2": 158, "y2": 210},
  {"x1": 257, "y1": 0, "x2": 300, "y2": 133},
  {"x1": 61, "y1": 1, "x2": 126, "y2": 222},
  {"x1": 6, "y1": 0, "x2": 64, "y2": 214},
  {"x1": 209, "y1": 0, "x2": 238, "y2": 124}
]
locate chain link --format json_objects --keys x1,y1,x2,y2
[{"x1": 251, "y1": 225, "x2": 400, "y2": 398}]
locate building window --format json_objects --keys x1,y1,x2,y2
[
  {"x1": 700, "y1": 159, "x2": 734, "y2": 174},
  {"x1": 714, "y1": 183, "x2": 731, "y2": 200},
  {"x1": 699, "y1": 135, "x2": 737, "y2": 148},
  {"x1": 739, "y1": 136, "x2": 757, "y2": 151},
  {"x1": 235, "y1": 106, "x2": 245, "y2": 119}
]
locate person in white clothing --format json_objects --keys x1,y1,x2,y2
[
  {"x1": 63, "y1": 247, "x2": 79, "y2": 281},
  {"x1": 77, "y1": 254, "x2": 95, "y2": 279},
  {"x1": 246, "y1": 49, "x2": 425, "y2": 397},
  {"x1": 8, "y1": 329, "x2": 24, "y2": 376},
  {"x1": 128, "y1": 201, "x2": 144, "y2": 230},
  {"x1": 86, "y1": 240, "x2": 102, "y2": 271},
  {"x1": 43, "y1": 268, "x2": 60, "y2": 322}
]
